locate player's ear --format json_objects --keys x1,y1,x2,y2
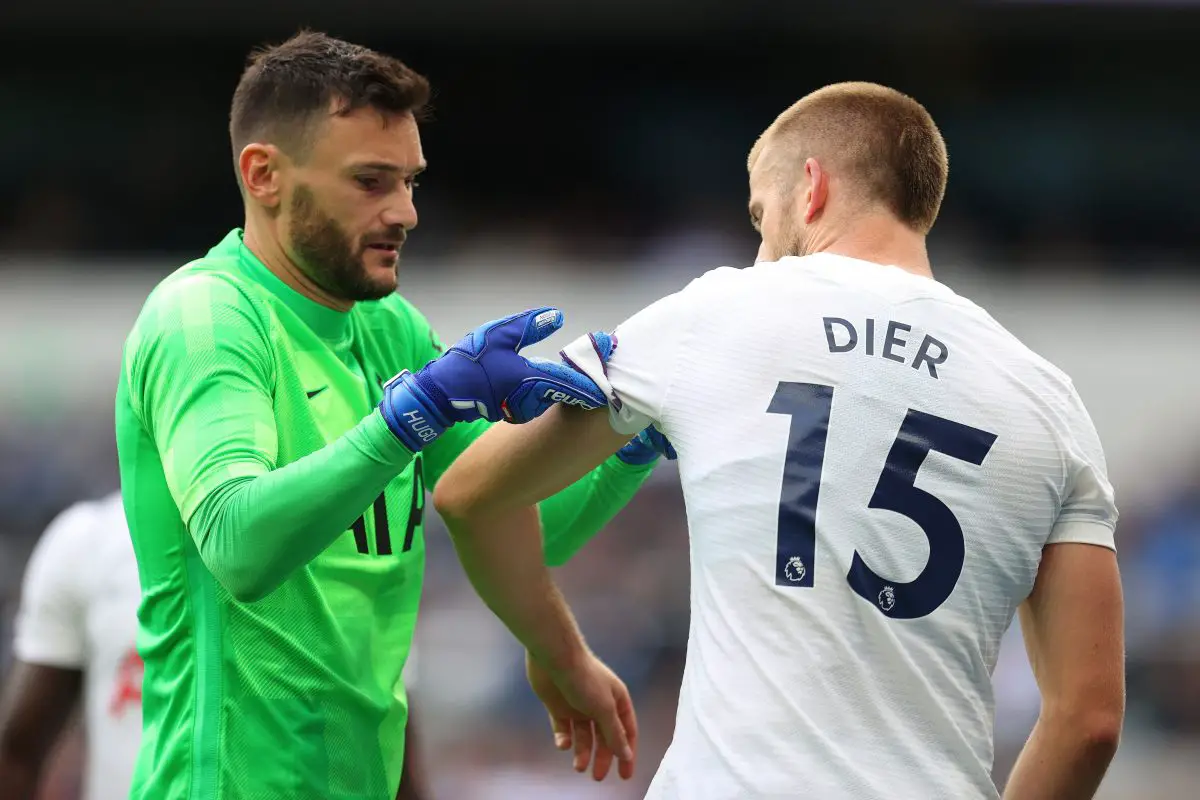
[
  {"x1": 802, "y1": 157, "x2": 829, "y2": 223},
  {"x1": 239, "y1": 143, "x2": 284, "y2": 209}
]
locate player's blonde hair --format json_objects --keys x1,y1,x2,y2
[{"x1": 748, "y1": 82, "x2": 948, "y2": 234}]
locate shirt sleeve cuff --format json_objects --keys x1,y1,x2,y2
[
  {"x1": 12, "y1": 634, "x2": 86, "y2": 669},
  {"x1": 1047, "y1": 518, "x2": 1116, "y2": 551}
]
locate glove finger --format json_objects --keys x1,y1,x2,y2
[
  {"x1": 466, "y1": 307, "x2": 562, "y2": 354},
  {"x1": 584, "y1": 331, "x2": 617, "y2": 364},
  {"x1": 511, "y1": 307, "x2": 564, "y2": 351}
]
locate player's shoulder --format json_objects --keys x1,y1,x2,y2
[
  {"x1": 670, "y1": 256, "x2": 874, "y2": 311},
  {"x1": 658, "y1": 258, "x2": 852, "y2": 322},
  {"x1": 145, "y1": 259, "x2": 261, "y2": 316},
  {"x1": 660, "y1": 264, "x2": 754, "y2": 313},
  {"x1": 131, "y1": 252, "x2": 271, "y2": 348},
  {"x1": 681, "y1": 254, "x2": 873, "y2": 297},
  {"x1": 935, "y1": 285, "x2": 1080, "y2": 400}
]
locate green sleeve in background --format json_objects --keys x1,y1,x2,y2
[
  {"x1": 422, "y1": 405, "x2": 656, "y2": 567},
  {"x1": 538, "y1": 456, "x2": 657, "y2": 566}
]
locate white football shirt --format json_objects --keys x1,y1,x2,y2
[
  {"x1": 562, "y1": 254, "x2": 1117, "y2": 800},
  {"x1": 14, "y1": 492, "x2": 143, "y2": 800}
]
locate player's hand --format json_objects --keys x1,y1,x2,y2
[
  {"x1": 526, "y1": 650, "x2": 638, "y2": 781},
  {"x1": 379, "y1": 307, "x2": 607, "y2": 451},
  {"x1": 615, "y1": 425, "x2": 677, "y2": 466}
]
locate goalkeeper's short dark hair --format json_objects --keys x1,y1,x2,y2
[{"x1": 229, "y1": 30, "x2": 431, "y2": 166}]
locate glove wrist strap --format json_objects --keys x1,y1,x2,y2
[{"x1": 380, "y1": 371, "x2": 451, "y2": 452}]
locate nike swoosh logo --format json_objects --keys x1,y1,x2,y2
[{"x1": 306, "y1": 386, "x2": 328, "y2": 399}]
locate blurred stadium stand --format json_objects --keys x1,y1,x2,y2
[{"x1": 2, "y1": 1, "x2": 1198, "y2": 797}]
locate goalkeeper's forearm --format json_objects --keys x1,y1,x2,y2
[
  {"x1": 189, "y1": 411, "x2": 413, "y2": 602},
  {"x1": 444, "y1": 505, "x2": 590, "y2": 673}
]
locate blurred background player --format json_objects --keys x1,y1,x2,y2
[
  {"x1": 114, "y1": 31, "x2": 654, "y2": 799},
  {"x1": 0, "y1": 491, "x2": 431, "y2": 799},
  {"x1": 433, "y1": 83, "x2": 1126, "y2": 799},
  {"x1": 0, "y1": 494, "x2": 139, "y2": 800}
]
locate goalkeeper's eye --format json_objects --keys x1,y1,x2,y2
[{"x1": 356, "y1": 175, "x2": 382, "y2": 192}]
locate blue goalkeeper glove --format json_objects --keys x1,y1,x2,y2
[
  {"x1": 380, "y1": 307, "x2": 606, "y2": 452},
  {"x1": 616, "y1": 425, "x2": 677, "y2": 466},
  {"x1": 557, "y1": 329, "x2": 677, "y2": 467}
]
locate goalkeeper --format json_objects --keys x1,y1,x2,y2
[{"x1": 115, "y1": 31, "x2": 658, "y2": 800}]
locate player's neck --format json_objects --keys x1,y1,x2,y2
[
  {"x1": 809, "y1": 217, "x2": 933, "y2": 279},
  {"x1": 242, "y1": 220, "x2": 354, "y2": 312}
]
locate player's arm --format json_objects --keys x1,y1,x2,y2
[
  {"x1": 434, "y1": 406, "x2": 640, "y2": 779},
  {"x1": 37, "y1": 717, "x2": 84, "y2": 800},
  {"x1": 1002, "y1": 544, "x2": 1124, "y2": 800},
  {"x1": 432, "y1": 286, "x2": 702, "y2": 774},
  {"x1": 435, "y1": 405, "x2": 634, "y2": 523},
  {"x1": 0, "y1": 663, "x2": 81, "y2": 800},
  {"x1": 423, "y1": 416, "x2": 660, "y2": 567},
  {"x1": 0, "y1": 507, "x2": 88, "y2": 798},
  {"x1": 434, "y1": 281, "x2": 699, "y2": 633},
  {"x1": 1003, "y1": 394, "x2": 1124, "y2": 800}
]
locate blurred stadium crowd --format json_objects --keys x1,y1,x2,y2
[{"x1": 2, "y1": 2, "x2": 1199, "y2": 797}]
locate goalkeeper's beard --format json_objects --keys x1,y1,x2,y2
[{"x1": 287, "y1": 184, "x2": 399, "y2": 302}]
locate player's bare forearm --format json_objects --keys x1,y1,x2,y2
[
  {"x1": 1004, "y1": 543, "x2": 1124, "y2": 800},
  {"x1": 434, "y1": 407, "x2": 630, "y2": 666},
  {"x1": 1002, "y1": 714, "x2": 1119, "y2": 800},
  {"x1": 0, "y1": 755, "x2": 38, "y2": 800},
  {"x1": 444, "y1": 504, "x2": 590, "y2": 674},
  {"x1": 434, "y1": 405, "x2": 632, "y2": 521},
  {"x1": 0, "y1": 663, "x2": 81, "y2": 799},
  {"x1": 431, "y1": 406, "x2": 652, "y2": 567}
]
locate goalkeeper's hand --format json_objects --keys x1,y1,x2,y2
[
  {"x1": 559, "y1": 329, "x2": 676, "y2": 467},
  {"x1": 615, "y1": 425, "x2": 677, "y2": 466},
  {"x1": 380, "y1": 307, "x2": 606, "y2": 452}
]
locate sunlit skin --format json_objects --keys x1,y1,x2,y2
[
  {"x1": 237, "y1": 104, "x2": 426, "y2": 311},
  {"x1": 747, "y1": 148, "x2": 825, "y2": 263}
]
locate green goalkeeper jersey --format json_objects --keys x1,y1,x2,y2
[{"x1": 115, "y1": 229, "x2": 654, "y2": 799}]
